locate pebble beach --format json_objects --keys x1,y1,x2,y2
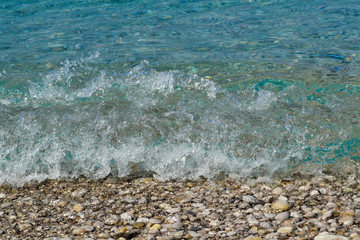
[{"x1": 1, "y1": 175, "x2": 360, "y2": 240}]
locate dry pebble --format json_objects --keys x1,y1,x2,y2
[
  {"x1": 0, "y1": 175, "x2": 359, "y2": 239},
  {"x1": 72, "y1": 203, "x2": 83, "y2": 212}
]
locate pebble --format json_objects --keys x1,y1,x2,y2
[
  {"x1": 271, "y1": 201, "x2": 290, "y2": 212},
  {"x1": 73, "y1": 203, "x2": 83, "y2": 212},
  {"x1": 243, "y1": 195, "x2": 260, "y2": 204},
  {"x1": 272, "y1": 187, "x2": 283, "y2": 195},
  {"x1": 299, "y1": 185, "x2": 311, "y2": 192},
  {"x1": 133, "y1": 222, "x2": 146, "y2": 229},
  {"x1": 150, "y1": 224, "x2": 162, "y2": 231},
  {"x1": 71, "y1": 188, "x2": 87, "y2": 198},
  {"x1": 93, "y1": 221, "x2": 104, "y2": 229},
  {"x1": 314, "y1": 234, "x2": 350, "y2": 240},
  {"x1": 96, "y1": 233, "x2": 110, "y2": 238},
  {"x1": 275, "y1": 211, "x2": 289, "y2": 222},
  {"x1": 310, "y1": 190, "x2": 320, "y2": 196},
  {"x1": 72, "y1": 227, "x2": 86, "y2": 235},
  {"x1": 244, "y1": 236, "x2": 263, "y2": 240},
  {"x1": 277, "y1": 226, "x2": 293, "y2": 234},
  {"x1": 82, "y1": 225, "x2": 94, "y2": 232},
  {"x1": 260, "y1": 221, "x2": 272, "y2": 229},
  {"x1": 105, "y1": 216, "x2": 119, "y2": 225},
  {"x1": 188, "y1": 231, "x2": 202, "y2": 238},
  {"x1": 0, "y1": 175, "x2": 359, "y2": 239},
  {"x1": 322, "y1": 210, "x2": 334, "y2": 221},
  {"x1": 174, "y1": 230, "x2": 184, "y2": 238},
  {"x1": 326, "y1": 202, "x2": 338, "y2": 208},
  {"x1": 18, "y1": 223, "x2": 32, "y2": 231},
  {"x1": 149, "y1": 218, "x2": 162, "y2": 224},
  {"x1": 339, "y1": 215, "x2": 354, "y2": 226},
  {"x1": 121, "y1": 212, "x2": 132, "y2": 221},
  {"x1": 172, "y1": 221, "x2": 183, "y2": 230}
]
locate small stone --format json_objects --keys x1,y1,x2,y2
[
  {"x1": 271, "y1": 202, "x2": 290, "y2": 212},
  {"x1": 244, "y1": 236, "x2": 263, "y2": 240},
  {"x1": 58, "y1": 200, "x2": 67, "y2": 207},
  {"x1": 149, "y1": 218, "x2": 162, "y2": 224},
  {"x1": 275, "y1": 211, "x2": 289, "y2": 222},
  {"x1": 322, "y1": 210, "x2": 333, "y2": 221},
  {"x1": 73, "y1": 204, "x2": 83, "y2": 213},
  {"x1": 277, "y1": 227, "x2": 293, "y2": 234},
  {"x1": 139, "y1": 197, "x2": 147, "y2": 204},
  {"x1": 133, "y1": 222, "x2": 146, "y2": 229},
  {"x1": 272, "y1": 187, "x2": 283, "y2": 195},
  {"x1": 227, "y1": 231, "x2": 237, "y2": 236},
  {"x1": 121, "y1": 212, "x2": 132, "y2": 221},
  {"x1": 247, "y1": 216, "x2": 259, "y2": 226},
  {"x1": 137, "y1": 217, "x2": 149, "y2": 223},
  {"x1": 105, "y1": 216, "x2": 119, "y2": 225},
  {"x1": 174, "y1": 231, "x2": 184, "y2": 238},
  {"x1": 184, "y1": 233, "x2": 192, "y2": 239},
  {"x1": 188, "y1": 231, "x2": 201, "y2": 238},
  {"x1": 339, "y1": 215, "x2": 354, "y2": 226},
  {"x1": 260, "y1": 221, "x2": 272, "y2": 229},
  {"x1": 172, "y1": 221, "x2": 183, "y2": 230},
  {"x1": 299, "y1": 185, "x2": 311, "y2": 192},
  {"x1": 243, "y1": 195, "x2": 260, "y2": 204},
  {"x1": 82, "y1": 225, "x2": 94, "y2": 232},
  {"x1": 278, "y1": 196, "x2": 288, "y2": 202},
  {"x1": 166, "y1": 208, "x2": 180, "y2": 214},
  {"x1": 71, "y1": 188, "x2": 87, "y2": 198},
  {"x1": 96, "y1": 233, "x2": 110, "y2": 238},
  {"x1": 310, "y1": 190, "x2": 320, "y2": 196},
  {"x1": 18, "y1": 224, "x2": 32, "y2": 231},
  {"x1": 150, "y1": 224, "x2": 162, "y2": 231},
  {"x1": 156, "y1": 237, "x2": 169, "y2": 240},
  {"x1": 314, "y1": 234, "x2": 349, "y2": 240},
  {"x1": 304, "y1": 212, "x2": 315, "y2": 218},
  {"x1": 319, "y1": 188, "x2": 328, "y2": 195},
  {"x1": 1, "y1": 202, "x2": 12, "y2": 208},
  {"x1": 93, "y1": 221, "x2": 104, "y2": 229},
  {"x1": 72, "y1": 227, "x2": 86, "y2": 235},
  {"x1": 326, "y1": 202, "x2": 337, "y2": 209},
  {"x1": 0, "y1": 193, "x2": 6, "y2": 198},
  {"x1": 350, "y1": 233, "x2": 360, "y2": 239},
  {"x1": 290, "y1": 211, "x2": 302, "y2": 219}
]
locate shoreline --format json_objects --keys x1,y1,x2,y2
[{"x1": 1, "y1": 175, "x2": 360, "y2": 240}]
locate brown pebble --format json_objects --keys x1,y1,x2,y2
[
  {"x1": 73, "y1": 203, "x2": 83, "y2": 212},
  {"x1": 72, "y1": 227, "x2": 86, "y2": 235}
]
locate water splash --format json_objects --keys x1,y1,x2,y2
[{"x1": 0, "y1": 57, "x2": 359, "y2": 185}]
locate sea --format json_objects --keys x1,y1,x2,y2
[{"x1": 0, "y1": 0, "x2": 359, "y2": 185}]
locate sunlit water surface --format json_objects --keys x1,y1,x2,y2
[{"x1": 0, "y1": 0, "x2": 359, "y2": 185}]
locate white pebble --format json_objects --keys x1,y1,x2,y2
[
  {"x1": 272, "y1": 187, "x2": 283, "y2": 195},
  {"x1": 310, "y1": 190, "x2": 320, "y2": 196}
]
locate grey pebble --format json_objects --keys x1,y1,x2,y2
[{"x1": 242, "y1": 195, "x2": 260, "y2": 204}]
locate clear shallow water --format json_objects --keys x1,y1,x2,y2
[{"x1": 0, "y1": 0, "x2": 359, "y2": 185}]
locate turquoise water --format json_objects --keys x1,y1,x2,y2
[{"x1": 0, "y1": 0, "x2": 359, "y2": 185}]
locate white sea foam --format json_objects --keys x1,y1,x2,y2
[{"x1": 0, "y1": 59, "x2": 359, "y2": 185}]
